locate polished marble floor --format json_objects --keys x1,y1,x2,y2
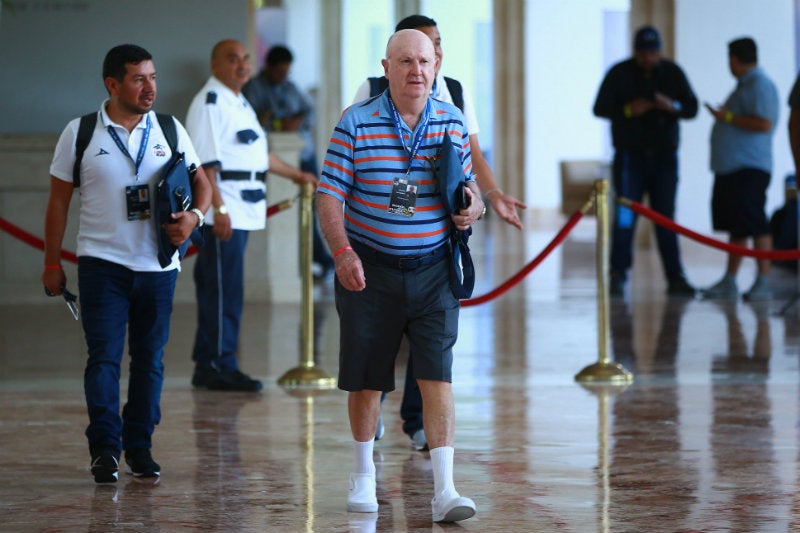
[{"x1": 2, "y1": 212, "x2": 800, "y2": 532}]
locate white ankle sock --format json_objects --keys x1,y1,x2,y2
[
  {"x1": 430, "y1": 446, "x2": 457, "y2": 500},
  {"x1": 353, "y1": 438, "x2": 375, "y2": 475}
]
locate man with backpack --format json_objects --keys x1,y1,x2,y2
[{"x1": 42, "y1": 44, "x2": 211, "y2": 483}]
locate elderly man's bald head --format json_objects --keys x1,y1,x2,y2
[
  {"x1": 385, "y1": 28, "x2": 435, "y2": 59},
  {"x1": 382, "y1": 29, "x2": 437, "y2": 108}
]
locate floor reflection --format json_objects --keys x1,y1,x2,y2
[
  {"x1": 3, "y1": 222, "x2": 800, "y2": 531},
  {"x1": 191, "y1": 391, "x2": 253, "y2": 531}
]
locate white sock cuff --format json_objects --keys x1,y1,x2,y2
[
  {"x1": 354, "y1": 438, "x2": 376, "y2": 475},
  {"x1": 430, "y1": 446, "x2": 454, "y2": 462},
  {"x1": 430, "y1": 446, "x2": 456, "y2": 499}
]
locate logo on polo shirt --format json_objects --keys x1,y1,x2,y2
[
  {"x1": 153, "y1": 143, "x2": 167, "y2": 157},
  {"x1": 94, "y1": 148, "x2": 109, "y2": 156}
]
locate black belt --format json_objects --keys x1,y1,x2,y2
[
  {"x1": 220, "y1": 170, "x2": 267, "y2": 182},
  {"x1": 350, "y1": 240, "x2": 447, "y2": 270}
]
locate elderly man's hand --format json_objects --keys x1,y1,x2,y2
[
  {"x1": 334, "y1": 248, "x2": 366, "y2": 291},
  {"x1": 450, "y1": 186, "x2": 484, "y2": 231}
]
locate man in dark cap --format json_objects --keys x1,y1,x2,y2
[{"x1": 594, "y1": 25, "x2": 699, "y2": 297}]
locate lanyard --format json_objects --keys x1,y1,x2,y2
[
  {"x1": 388, "y1": 95, "x2": 431, "y2": 175},
  {"x1": 107, "y1": 114, "x2": 151, "y2": 181}
]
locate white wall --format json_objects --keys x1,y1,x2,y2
[
  {"x1": 284, "y1": 0, "x2": 322, "y2": 94},
  {"x1": 676, "y1": 0, "x2": 795, "y2": 233},
  {"x1": 341, "y1": 0, "x2": 394, "y2": 106},
  {"x1": 525, "y1": 0, "x2": 630, "y2": 210},
  {"x1": 525, "y1": 0, "x2": 796, "y2": 237}
]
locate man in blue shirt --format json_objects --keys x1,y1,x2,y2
[{"x1": 703, "y1": 37, "x2": 779, "y2": 301}]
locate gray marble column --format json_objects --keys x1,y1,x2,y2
[
  {"x1": 630, "y1": 0, "x2": 675, "y2": 58},
  {"x1": 394, "y1": 0, "x2": 421, "y2": 23},
  {"x1": 316, "y1": 0, "x2": 343, "y2": 169},
  {"x1": 492, "y1": 0, "x2": 525, "y2": 201}
]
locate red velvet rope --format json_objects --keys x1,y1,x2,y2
[
  {"x1": 623, "y1": 198, "x2": 800, "y2": 260},
  {"x1": 0, "y1": 216, "x2": 79, "y2": 263},
  {"x1": 460, "y1": 209, "x2": 585, "y2": 307},
  {"x1": 0, "y1": 199, "x2": 293, "y2": 264}
]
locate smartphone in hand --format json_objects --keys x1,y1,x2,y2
[{"x1": 454, "y1": 181, "x2": 469, "y2": 212}]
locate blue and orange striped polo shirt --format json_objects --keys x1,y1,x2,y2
[{"x1": 318, "y1": 91, "x2": 474, "y2": 255}]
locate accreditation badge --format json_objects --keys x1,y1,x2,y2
[
  {"x1": 125, "y1": 184, "x2": 151, "y2": 221},
  {"x1": 387, "y1": 176, "x2": 418, "y2": 217}
]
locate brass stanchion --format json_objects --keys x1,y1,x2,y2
[
  {"x1": 278, "y1": 182, "x2": 336, "y2": 389},
  {"x1": 575, "y1": 179, "x2": 633, "y2": 384}
]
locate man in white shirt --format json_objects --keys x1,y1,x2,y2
[
  {"x1": 43, "y1": 44, "x2": 211, "y2": 483},
  {"x1": 185, "y1": 39, "x2": 315, "y2": 392}
]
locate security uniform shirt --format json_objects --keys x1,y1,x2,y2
[{"x1": 185, "y1": 76, "x2": 269, "y2": 231}]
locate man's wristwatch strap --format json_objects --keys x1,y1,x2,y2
[{"x1": 189, "y1": 208, "x2": 205, "y2": 227}]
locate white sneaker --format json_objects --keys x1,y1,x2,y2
[
  {"x1": 701, "y1": 276, "x2": 738, "y2": 300},
  {"x1": 348, "y1": 514, "x2": 378, "y2": 533},
  {"x1": 347, "y1": 473, "x2": 378, "y2": 513},
  {"x1": 411, "y1": 429, "x2": 428, "y2": 451},
  {"x1": 431, "y1": 494, "x2": 476, "y2": 523},
  {"x1": 375, "y1": 414, "x2": 385, "y2": 441},
  {"x1": 743, "y1": 276, "x2": 772, "y2": 301}
]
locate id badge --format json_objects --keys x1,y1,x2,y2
[
  {"x1": 387, "y1": 176, "x2": 418, "y2": 217},
  {"x1": 126, "y1": 184, "x2": 151, "y2": 221}
]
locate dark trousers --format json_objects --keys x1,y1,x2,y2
[
  {"x1": 192, "y1": 228, "x2": 249, "y2": 372},
  {"x1": 79, "y1": 257, "x2": 177, "y2": 452},
  {"x1": 380, "y1": 359, "x2": 424, "y2": 437},
  {"x1": 610, "y1": 149, "x2": 685, "y2": 281}
]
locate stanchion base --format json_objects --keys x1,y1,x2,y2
[
  {"x1": 577, "y1": 381, "x2": 631, "y2": 396},
  {"x1": 278, "y1": 365, "x2": 337, "y2": 389},
  {"x1": 574, "y1": 362, "x2": 633, "y2": 384}
]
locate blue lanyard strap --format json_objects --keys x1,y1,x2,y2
[
  {"x1": 388, "y1": 95, "x2": 431, "y2": 175},
  {"x1": 107, "y1": 114, "x2": 151, "y2": 180}
]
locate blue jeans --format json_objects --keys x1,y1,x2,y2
[
  {"x1": 610, "y1": 149, "x2": 685, "y2": 281},
  {"x1": 79, "y1": 257, "x2": 177, "y2": 452},
  {"x1": 192, "y1": 228, "x2": 248, "y2": 372}
]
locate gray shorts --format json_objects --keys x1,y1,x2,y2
[{"x1": 335, "y1": 253, "x2": 459, "y2": 392}]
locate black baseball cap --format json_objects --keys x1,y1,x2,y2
[{"x1": 634, "y1": 26, "x2": 661, "y2": 51}]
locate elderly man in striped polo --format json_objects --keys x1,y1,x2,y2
[{"x1": 316, "y1": 29, "x2": 483, "y2": 523}]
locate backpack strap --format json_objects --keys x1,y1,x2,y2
[
  {"x1": 368, "y1": 76, "x2": 389, "y2": 98},
  {"x1": 72, "y1": 112, "x2": 177, "y2": 188},
  {"x1": 155, "y1": 113, "x2": 177, "y2": 153},
  {"x1": 443, "y1": 77, "x2": 464, "y2": 112},
  {"x1": 367, "y1": 75, "x2": 463, "y2": 112},
  {"x1": 72, "y1": 112, "x2": 98, "y2": 188}
]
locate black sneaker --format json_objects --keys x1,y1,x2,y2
[
  {"x1": 609, "y1": 271, "x2": 625, "y2": 297},
  {"x1": 125, "y1": 448, "x2": 161, "y2": 478},
  {"x1": 90, "y1": 447, "x2": 120, "y2": 484},
  {"x1": 667, "y1": 276, "x2": 697, "y2": 297},
  {"x1": 193, "y1": 367, "x2": 263, "y2": 392}
]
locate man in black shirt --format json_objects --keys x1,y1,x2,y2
[{"x1": 593, "y1": 26, "x2": 698, "y2": 297}]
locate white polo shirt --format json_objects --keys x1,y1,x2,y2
[
  {"x1": 50, "y1": 102, "x2": 201, "y2": 272},
  {"x1": 185, "y1": 76, "x2": 269, "y2": 231},
  {"x1": 351, "y1": 73, "x2": 480, "y2": 136}
]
